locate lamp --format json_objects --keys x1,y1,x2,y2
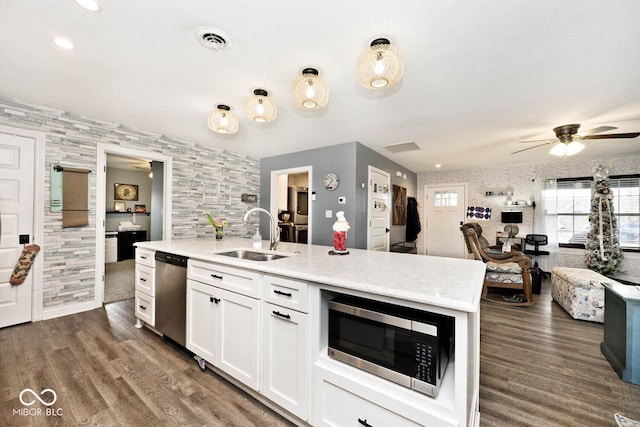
[
  {"x1": 467, "y1": 206, "x2": 492, "y2": 221},
  {"x1": 356, "y1": 38, "x2": 404, "y2": 89},
  {"x1": 245, "y1": 89, "x2": 277, "y2": 123},
  {"x1": 291, "y1": 68, "x2": 329, "y2": 110},
  {"x1": 549, "y1": 141, "x2": 585, "y2": 156},
  {"x1": 207, "y1": 104, "x2": 239, "y2": 134}
]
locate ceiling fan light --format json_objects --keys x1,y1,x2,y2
[
  {"x1": 246, "y1": 89, "x2": 277, "y2": 123},
  {"x1": 549, "y1": 141, "x2": 585, "y2": 156},
  {"x1": 566, "y1": 141, "x2": 585, "y2": 155},
  {"x1": 291, "y1": 68, "x2": 329, "y2": 110},
  {"x1": 356, "y1": 38, "x2": 404, "y2": 89},
  {"x1": 207, "y1": 104, "x2": 239, "y2": 134}
]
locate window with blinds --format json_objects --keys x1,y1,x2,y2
[{"x1": 554, "y1": 175, "x2": 639, "y2": 251}]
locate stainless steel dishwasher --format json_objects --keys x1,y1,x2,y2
[{"x1": 154, "y1": 251, "x2": 188, "y2": 346}]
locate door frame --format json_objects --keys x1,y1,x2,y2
[
  {"x1": 423, "y1": 182, "x2": 468, "y2": 257},
  {"x1": 269, "y1": 166, "x2": 312, "y2": 244},
  {"x1": 0, "y1": 125, "x2": 45, "y2": 322},
  {"x1": 367, "y1": 165, "x2": 391, "y2": 251},
  {"x1": 96, "y1": 144, "x2": 173, "y2": 304}
]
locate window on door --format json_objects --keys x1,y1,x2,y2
[{"x1": 434, "y1": 191, "x2": 458, "y2": 207}]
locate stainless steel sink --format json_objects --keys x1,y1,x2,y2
[{"x1": 216, "y1": 249, "x2": 288, "y2": 262}]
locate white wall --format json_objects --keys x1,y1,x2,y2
[{"x1": 418, "y1": 154, "x2": 640, "y2": 279}]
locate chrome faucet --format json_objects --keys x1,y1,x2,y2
[{"x1": 242, "y1": 208, "x2": 280, "y2": 251}]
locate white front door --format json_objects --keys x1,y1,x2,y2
[
  {"x1": 367, "y1": 166, "x2": 390, "y2": 251},
  {"x1": 425, "y1": 184, "x2": 467, "y2": 258},
  {"x1": 0, "y1": 132, "x2": 35, "y2": 328}
]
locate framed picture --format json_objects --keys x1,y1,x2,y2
[
  {"x1": 134, "y1": 204, "x2": 146, "y2": 213},
  {"x1": 114, "y1": 183, "x2": 138, "y2": 201},
  {"x1": 114, "y1": 201, "x2": 126, "y2": 212}
]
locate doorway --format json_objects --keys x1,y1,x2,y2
[
  {"x1": 424, "y1": 183, "x2": 467, "y2": 258},
  {"x1": 270, "y1": 166, "x2": 312, "y2": 244},
  {"x1": 0, "y1": 126, "x2": 45, "y2": 327},
  {"x1": 96, "y1": 144, "x2": 172, "y2": 305},
  {"x1": 367, "y1": 166, "x2": 391, "y2": 251}
]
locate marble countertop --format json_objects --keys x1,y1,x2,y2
[{"x1": 135, "y1": 237, "x2": 486, "y2": 312}]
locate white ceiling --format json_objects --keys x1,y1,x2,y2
[{"x1": 2, "y1": 0, "x2": 639, "y2": 173}]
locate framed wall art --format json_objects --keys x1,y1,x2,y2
[
  {"x1": 114, "y1": 201, "x2": 126, "y2": 212},
  {"x1": 114, "y1": 183, "x2": 138, "y2": 201}
]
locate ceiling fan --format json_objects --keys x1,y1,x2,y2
[{"x1": 511, "y1": 124, "x2": 640, "y2": 156}]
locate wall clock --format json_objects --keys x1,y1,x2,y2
[
  {"x1": 324, "y1": 173, "x2": 339, "y2": 191},
  {"x1": 114, "y1": 183, "x2": 138, "y2": 201}
]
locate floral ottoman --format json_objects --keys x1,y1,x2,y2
[{"x1": 551, "y1": 267, "x2": 621, "y2": 323}]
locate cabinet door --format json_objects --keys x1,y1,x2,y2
[
  {"x1": 262, "y1": 302, "x2": 309, "y2": 420},
  {"x1": 217, "y1": 287, "x2": 261, "y2": 390},
  {"x1": 186, "y1": 279, "x2": 218, "y2": 363}
]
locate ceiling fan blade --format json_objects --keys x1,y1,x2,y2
[
  {"x1": 511, "y1": 142, "x2": 552, "y2": 154},
  {"x1": 517, "y1": 138, "x2": 556, "y2": 144},
  {"x1": 579, "y1": 125, "x2": 617, "y2": 136},
  {"x1": 580, "y1": 132, "x2": 640, "y2": 140}
]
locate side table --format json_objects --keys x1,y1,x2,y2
[{"x1": 600, "y1": 282, "x2": 640, "y2": 385}]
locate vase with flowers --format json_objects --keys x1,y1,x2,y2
[{"x1": 205, "y1": 213, "x2": 227, "y2": 240}]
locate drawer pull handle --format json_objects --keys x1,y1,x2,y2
[
  {"x1": 358, "y1": 419, "x2": 373, "y2": 427},
  {"x1": 272, "y1": 310, "x2": 291, "y2": 319},
  {"x1": 273, "y1": 289, "x2": 292, "y2": 297},
  {"x1": 210, "y1": 297, "x2": 220, "y2": 304},
  {"x1": 139, "y1": 278, "x2": 147, "y2": 282},
  {"x1": 211, "y1": 274, "x2": 223, "y2": 280},
  {"x1": 140, "y1": 256, "x2": 147, "y2": 259},
  {"x1": 139, "y1": 305, "x2": 147, "y2": 310}
]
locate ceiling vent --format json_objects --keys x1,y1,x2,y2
[
  {"x1": 195, "y1": 27, "x2": 230, "y2": 51},
  {"x1": 382, "y1": 141, "x2": 421, "y2": 153}
]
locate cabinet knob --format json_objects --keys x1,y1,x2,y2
[
  {"x1": 272, "y1": 310, "x2": 291, "y2": 320},
  {"x1": 273, "y1": 289, "x2": 292, "y2": 297}
]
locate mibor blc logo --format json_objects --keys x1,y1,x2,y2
[{"x1": 13, "y1": 388, "x2": 63, "y2": 417}]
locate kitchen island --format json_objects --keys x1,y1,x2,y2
[{"x1": 134, "y1": 237, "x2": 486, "y2": 427}]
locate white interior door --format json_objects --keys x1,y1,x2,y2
[
  {"x1": 367, "y1": 166, "x2": 390, "y2": 251},
  {"x1": 425, "y1": 184, "x2": 467, "y2": 258},
  {"x1": 0, "y1": 132, "x2": 35, "y2": 327}
]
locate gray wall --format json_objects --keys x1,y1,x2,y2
[
  {"x1": 105, "y1": 167, "x2": 152, "y2": 234},
  {"x1": 261, "y1": 142, "x2": 417, "y2": 249},
  {"x1": 0, "y1": 97, "x2": 260, "y2": 311}
]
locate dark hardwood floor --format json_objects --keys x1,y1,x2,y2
[
  {"x1": 479, "y1": 278, "x2": 640, "y2": 427},
  {"x1": 1, "y1": 278, "x2": 638, "y2": 426}
]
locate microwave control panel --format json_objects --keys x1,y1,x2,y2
[{"x1": 414, "y1": 341, "x2": 435, "y2": 384}]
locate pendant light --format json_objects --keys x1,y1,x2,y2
[
  {"x1": 207, "y1": 104, "x2": 239, "y2": 134},
  {"x1": 356, "y1": 38, "x2": 404, "y2": 89},
  {"x1": 291, "y1": 68, "x2": 329, "y2": 110},
  {"x1": 246, "y1": 89, "x2": 277, "y2": 123}
]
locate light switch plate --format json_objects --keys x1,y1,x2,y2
[{"x1": 325, "y1": 210, "x2": 332, "y2": 218}]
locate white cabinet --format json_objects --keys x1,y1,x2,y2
[
  {"x1": 105, "y1": 234, "x2": 117, "y2": 263},
  {"x1": 187, "y1": 264, "x2": 261, "y2": 391},
  {"x1": 134, "y1": 248, "x2": 155, "y2": 327},
  {"x1": 261, "y1": 274, "x2": 309, "y2": 420}
]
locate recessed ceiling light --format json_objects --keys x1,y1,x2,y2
[
  {"x1": 435, "y1": 164, "x2": 442, "y2": 168},
  {"x1": 52, "y1": 37, "x2": 75, "y2": 50},
  {"x1": 75, "y1": 0, "x2": 100, "y2": 12}
]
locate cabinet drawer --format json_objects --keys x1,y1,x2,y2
[
  {"x1": 135, "y1": 264, "x2": 155, "y2": 296},
  {"x1": 314, "y1": 370, "x2": 422, "y2": 427},
  {"x1": 135, "y1": 248, "x2": 155, "y2": 268},
  {"x1": 263, "y1": 275, "x2": 309, "y2": 313},
  {"x1": 188, "y1": 259, "x2": 261, "y2": 299},
  {"x1": 135, "y1": 290, "x2": 155, "y2": 326}
]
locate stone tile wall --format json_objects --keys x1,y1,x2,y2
[{"x1": 0, "y1": 97, "x2": 260, "y2": 309}]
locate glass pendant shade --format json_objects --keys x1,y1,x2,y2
[
  {"x1": 291, "y1": 68, "x2": 329, "y2": 110},
  {"x1": 549, "y1": 141, "x2": 585, "y2": 156},
  {"x1": 246, "y1": 89, "x2": 277, "y2": 123},
  {"x1": 356, "y1": 38, "x2": 404, "y2": 89},
  {"x1": 207, "y1": 104, "x2": 239, "y2": 134}
]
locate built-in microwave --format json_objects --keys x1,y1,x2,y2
[{"x1": 328, "y1": 294, "x2": 454, "y2": 398}]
